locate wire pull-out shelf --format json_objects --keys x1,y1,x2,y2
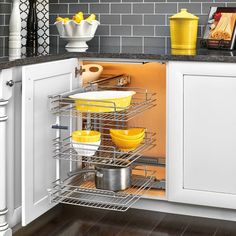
[
  {"x1": 49, "y1": 85, "x2": 157, "y2": 123},
  {"x1": 53, "y1": 132, "x2": 156, "y2": 167},
  {"x1": 49, "y1": 166, "x2": 155, "y2": 212}
]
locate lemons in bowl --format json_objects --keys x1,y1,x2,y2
[{"x1": 110, "y1": 128, "x2": 145, "y2": 151}]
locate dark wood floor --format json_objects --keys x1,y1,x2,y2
[{"x1": 14, "y1": 205, "x2": 236, "y2": 236}]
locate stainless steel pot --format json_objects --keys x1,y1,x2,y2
[{"x1": 68, "y1": 164, "x2": 131, "y2": 191}]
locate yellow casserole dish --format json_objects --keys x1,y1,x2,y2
[{"x1": 69, "y1": 90, "x2": 136, "y2": 113}]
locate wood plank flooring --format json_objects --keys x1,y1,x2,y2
[{"x1": 14, "y1": 205, "x2": 236, "y2": 236}]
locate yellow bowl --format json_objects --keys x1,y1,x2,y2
[
  {"x1": 110, "y1": 133, "x2": 144, "y2": 152},
  {"x1": 69, "y1": 90, "x2": 136, "y2": 113},
  {"x1": 110, "y1": 128, "x2": 145, "y2": 140},
  {"x1": 72, "y1": 130, "x2": 101, "y2": 142}
]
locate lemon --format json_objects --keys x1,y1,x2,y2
[
  {"x1": 73, "y1": 12, "x2": 84, "y2": 23},
  {"x1": 86, "y1": 14, "x2": 96, "y2": 23},
  {"x1": 56, "y1": 16, "x2": 63, "y2": 22},
  {"x1": 63, "y1": 18, "x2": 70, "y2": 23}
]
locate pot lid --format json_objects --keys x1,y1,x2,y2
[{"x1": 170, "y1": 8, "x2": 199, "y2": 20}]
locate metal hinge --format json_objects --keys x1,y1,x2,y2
[{"x1": 75, "y1": 66, "x2": 85, "y2": 78}]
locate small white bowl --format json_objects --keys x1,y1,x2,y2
[
  {"x1": 72, "y1": 140, "x2": 101, "y2": 157},
  {"x1": 54, "y1": 20, "x2": 100, "y2": 52}
]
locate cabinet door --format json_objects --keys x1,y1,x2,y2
[
  {"x1": 168, "y1": 62, "x2": 236, "y2": 210},
  {"x1": 21, "y1": 58, "x2": 78, "y2": 226}
]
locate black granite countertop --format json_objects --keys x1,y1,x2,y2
[{"x1": 1, "y1": 46, "x2": 236, "y2": 70}]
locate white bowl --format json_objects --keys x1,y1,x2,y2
[
  {"x1": 54, "y1": 20, "x2": 100, "y2": 52},
  {"x1": 72, "y1": 140, "x2": 101, "y2": 157},
  {"x1": 81, "y1": 64, "x2": 103, "y2": 85}
]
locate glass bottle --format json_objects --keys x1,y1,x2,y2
[{"x1": 26, "y1": 0, "x2": 38, "y2": 56}]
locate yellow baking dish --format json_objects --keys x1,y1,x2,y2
[{"x1": 69, "y1": 90, "x2": 136, "y2": 113}]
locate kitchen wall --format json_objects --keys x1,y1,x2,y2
[
  {"x1": 49, "y1": 0, "x2": 236, "y2": 53},
  {"x1": 0, "y1": 0, "x2": 12, "y2": 58}
]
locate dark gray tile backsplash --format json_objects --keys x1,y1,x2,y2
[
  {"x1": 1, "y1": 1, "x2": 236, "y2": 57},
  {"x1": 49, "y1": 0, "x2": 236, "y2": 53},
  {"x1": 0, "y1": 0, "x2": 11, "y2": 58}
]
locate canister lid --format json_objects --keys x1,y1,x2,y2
[{"x1": 170, "y1": 8, "x2": 199, "y2": 20}]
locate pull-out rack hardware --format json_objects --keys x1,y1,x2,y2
[
  {"x1": 49, "y1": 85, "x2": 157, "y2": 123},
  {"x1": 49, "y1": 167, "x2": 155, "y2": 211},
  {"x1": 53, "y1": 132, "x2": 156, "y2": 167}
]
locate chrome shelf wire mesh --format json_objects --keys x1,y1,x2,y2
[
  {"x1": 53, "y1": 132, "x2": 156, "y2": 167},
  {"x1": 49, "y1": 85, "x2": 157, "y2": 122},
  {"x1": 49, "y1": 167, "x2": 155, "y2": 211}
]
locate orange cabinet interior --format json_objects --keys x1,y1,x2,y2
[{"x1": 83, "y1": 61, "x2": 166, "y2": 198}]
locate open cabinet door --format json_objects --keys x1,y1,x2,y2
[{"x1": 21, "y1": 58, "x2": 79, "y2": 226}]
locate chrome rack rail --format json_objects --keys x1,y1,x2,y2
[
  {"x1": 49, "y1": 85, "x2": 157, "y2": 123},
  {"x1": 53, "y1": 132, "x2": 156, "y2": 167},
  {"x1": 49, "y1": 167, "x2": 155, "y2": 212}
]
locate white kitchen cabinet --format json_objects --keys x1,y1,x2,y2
[
  {"x1": 168, "y1": 61, "x2": 236, "y2": 209},
  {"x1": 21, "y1": 58, "x2": 79, "y2": 226}
]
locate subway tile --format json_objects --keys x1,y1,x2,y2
[
  {"x1": 111, "y1": 4, "x2": 131, "y2": 14},
  {"x1": 100, "y1": 36, "x2": 120, "y2": 53},
  {"x1": 122, "y1": 15, "x2": 142, "y2": 25},
  {"x1": 111, "y1": 25, "x2": 131, "y2": 36},
  {"x1": 69, "y1": 4, "x2": 89, "y2": 14},
  {"x1": 122, "y1": 0, "x2": 142, "y2": 2},
  {"x1": 95, "y1": 25, "x2": 109, "y2": 35},
  {"x1": 90, "y1": 4, "x2": 109, "y2": 14},
  {"x1": 144, "y1": 14, "x2": 166, "y2": 25},
  {"x1": 80, "y1": 0, "x2": 99, "y2": 2},
  {"x1": 50, "y1": 4, "x2": 68, "y2": 14},
  {"x1": 155, "y1": 3, "x2": 177, "y2": 14},
  {"x1": 144, "y1": 37, "x2": 166, "y2": 53},
  {"x1": 122, "y1": 36, "x2": 142, "y2": 53},
  {"x1": 133, "y1": 25, "x2": 154, "y2": 36},
  {"x1": 87, "y1": 36, "x2": 99, "y2": 52},
  {"x1": 155, "y1": 26, "x2": 170, "y2": 37},
  {"x1": 100, "y1": 14, "x2": 120, "y2": 24},
  {"x1": 0, "y1": 3, "x2": 11, "y2": 14},
  {"x1": 0, "y1": 37, "x2": 3, "y2": 57},
  {"x1": 133, "y1": 3, "x2": 154, "y2": 14},
  {"x1": 0, "y1": 15, "x2": 4, "y2": 25},
  {"x1": 101, "y1": 0, "x2": 121, "y2": 2},
  {"x1": 178, "y1": 3, "x2": 201, "y2": 14}
]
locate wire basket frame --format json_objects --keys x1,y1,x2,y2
[
  {"x1": 53, "y1": 132, "x2": 156, "y2": 167},
  {"x1": 49, "y1": 166, "x2": 155, "y2": 212},
  {"x1": 49, "y1": 85, "x2": 157, "y2": 123}
]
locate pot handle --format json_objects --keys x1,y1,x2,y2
[{"x1": 68, "y1": 169, "x2": 97, "y2": 177}]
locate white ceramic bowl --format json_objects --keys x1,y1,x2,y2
[
  {"x1": 72, "y1": 140, "x2": 101, "y2": 157},
  {"x1": 54, "y1": 20, "x2": 100, "y2": 52}
]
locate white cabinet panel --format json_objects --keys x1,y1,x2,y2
[
  {"x1": 184, "y1": 75, "x2": 236, "y2": 194},
  {"x1": 7, "y1": 67, "x2": 22, "y2": 227},
  {"x1": 21, "y1": 58, "x2": 78, "y2": 226},
  {"x1": 167, "y1": 61, "x2": 236, "y2": 210}
]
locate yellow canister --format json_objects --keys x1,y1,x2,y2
[{"x1": 170, "y1": 9, "x2": 199, "y2": 49}]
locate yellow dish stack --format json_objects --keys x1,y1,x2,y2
[
  {"x1": 170, "y1": 9, "x2": 199, "y2": 50},
  {"x1": 110, "y1": 128, "x2": 145, "y2": 151}
]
